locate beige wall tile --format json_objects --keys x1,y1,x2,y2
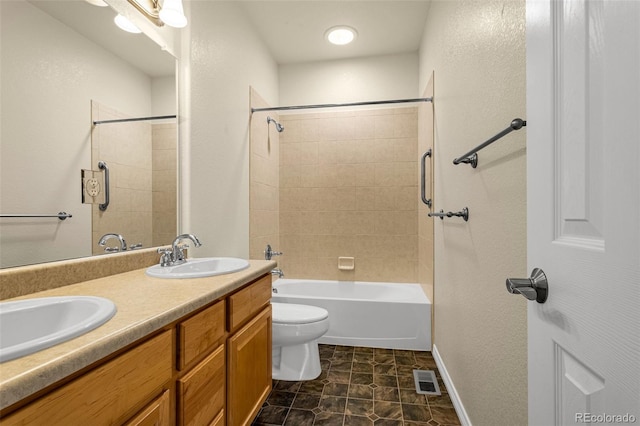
[
  {"x1": 152, "y1": 148, "x2": 176, "y2": 171},
  {"x1": 255, "y1": 106, "x2": 420, "y2": 283},
  {"x1": 91, "y1": 102, "x2": 164, "y2": 253},
  {"x1": 280, "y1": 142, "x2": 318, "y2": 166}
]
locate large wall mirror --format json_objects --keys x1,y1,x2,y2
[{"x1": 0, "y1": 0, "x2": 177, "y2": 268}]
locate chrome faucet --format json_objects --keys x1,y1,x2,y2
[
  {"x1": 98, "y1": 233, "x2": 127, "y2": 252},
  {"x1": 271, "y1": 268, "x2": 284, "y2": 278},
  {"x1": 158, "y1": 233, "x2": 202, "y2": 267}
]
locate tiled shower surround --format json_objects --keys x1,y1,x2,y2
[
  {"x1": 278, "y1": 108, "x2": 419, "y2": 282},
  {"x1": 253, "y1": 344, "x2": 461, "y2": 426},
  {"x1": 90, "y1": 102, "x2": 176, "y2": 253}
]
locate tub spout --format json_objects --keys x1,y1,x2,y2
[{"x1": 271, "y1": 268, "x2": 284, "y2": 278}]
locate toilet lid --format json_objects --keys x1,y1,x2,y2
[{"x1": 272, "y1": 303, "x2": 329, "y2": 324}]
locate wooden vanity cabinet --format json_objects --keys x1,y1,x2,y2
[
  {"x1": 2, "y1": 330, "x2": 173, "y2": 426},
  {"x1": 227, "y1": 305, "x2": 272, "y2": 426},
  {"x1": 227, "y1": 275, "x2": 273, "y2": 426},
  {"x1": 124, "y1": 389, "x2": 172, "y2": 426},
  {"x1": 175, "y1": 274, "x2": 272, "y2": 426},
  {"x1": 175, "y1": 300, "x2": 226, "y2": 426},
  {"x1": 1, "y1": 273, "x2": 272, "y2": 426}
]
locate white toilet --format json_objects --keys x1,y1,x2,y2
[{"x1": 271, "y1": 302, "x2": 330, "y2": 381}]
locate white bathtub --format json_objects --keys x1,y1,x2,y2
[{"x1": 272, "y1": 279, "x2": 431, "y2": 351}]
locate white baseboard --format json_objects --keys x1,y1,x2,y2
[{"x1": 432, "y1": 344, "x2": 472, "y2": 426}]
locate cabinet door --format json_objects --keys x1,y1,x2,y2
[
  {"x1": 227, "y1": 305, "x2": 272, "y2": 426},
  {"x1": 2, "y1": 330, "x2": 173, "y2": 425},
  {"x1": 177, "y1": 344, "x2": 225, "y2": 426},
  {"x1": 123, "y1": 389, "x2": 171, "y2": 426}
]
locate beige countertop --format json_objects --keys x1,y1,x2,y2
[{"x1": 0, "y1": 259, "x2": 276, "y2": 411}]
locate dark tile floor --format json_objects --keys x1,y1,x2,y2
[{"x1": 252, "y1": 344, "x2": 461, "y2": 426}]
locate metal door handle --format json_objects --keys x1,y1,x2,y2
[{"x1": 506, "y1": 268, "x2": 548, "y2": 303}]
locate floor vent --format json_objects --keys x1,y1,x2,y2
[{"x1": 413, "y1": 369, "x2": 441, "y2": 395}]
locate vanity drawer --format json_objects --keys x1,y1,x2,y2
[
  {"x1": 123, "y1": 389, "x2": 171, "y2": 426},
  {"x1": 177, "y1": 344, "x2": 225, "y2": 426},
  {"x1": 3, "y1": 330, "x2": 173, "y2": 425},
  {"x1": 228, "y1": 275, "x2": 272, "y2": 332},
  {"x1": 178, "y1": 300, "x2": 225, "y2": 370}
]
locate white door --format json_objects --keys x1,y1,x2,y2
[{"x1": 526, "y1": 1, "x2": 640, "y2": 425}]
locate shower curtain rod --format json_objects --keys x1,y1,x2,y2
[
  {"x1": 93, "y1": 114, "x2": 176, "y2": 125},
  {"x1": 251, "y1": 97, "x2": 433, "y2": 113}
]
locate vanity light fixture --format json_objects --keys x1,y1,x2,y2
[
  {"x1": 158, "y1": 0, "x2": 187, "y2": 28},
  {"x1": 125, "y1": 0, "x2": 188, "y2": 28},
  {"x1": 84, "y1": 0, "x2": 109, "y2": 7},
  {"x1": 325, "y1": 26, "x2": 357, "y2": 46},
  {"x1": 114, "y1": 14, "x2": 142, "y2": 33}
]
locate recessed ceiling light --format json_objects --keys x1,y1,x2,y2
[{"x1": 325, "y1": 26, "x2": 357, "y2": 46}]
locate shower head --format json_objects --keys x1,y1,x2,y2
[{"x1": 267, "y1": 116, "x2": 284, "y2": 132}]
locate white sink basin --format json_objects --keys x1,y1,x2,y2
[
  {"x1": 145, "y1": 257, "x2": 250, "y2": 279},
  {"x1": 0, "y1": 296, "x2": 116, "y2": 363}
]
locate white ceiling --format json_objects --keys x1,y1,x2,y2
[
  {"x1": 239, "y1": 1, "x2": 432, "y2": 64},
  {"x1": 28, "y1": 1, "x2": 431, "y2": 76}
]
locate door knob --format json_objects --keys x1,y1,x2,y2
[{"x1": 506, "y1": 268, "x2": 548, "y2": 303}]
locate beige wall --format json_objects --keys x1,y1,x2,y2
[
  {"x1": 277, "y1": 108, "x2": 418, "y2": 282},
  {"x1": 0, "y1": 0, "x2": 153, "y2": 268},
  {"x1": 179, "y1": 1, "x2": 279, "y2": 258},
  {"x1": 249, "y1": 88, "x2": 280, "y2": 261},
  {"x1": 418, "y1": 1, "x2": 527, "y2": 425},
  {"x1": 279, "y1": 53, "x2": 419, "y2": 106}
]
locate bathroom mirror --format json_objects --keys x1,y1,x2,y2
[{"x1": 0, "y1": 0, "x2": 177, "y2": 268}]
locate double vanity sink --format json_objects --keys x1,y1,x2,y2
[
  {"x1": 0, "y1": 257, "x2": 250, "y2": 363},
  {"x1": 0, "y1": 296, "x2": 117, "y2": 363},
  {"x1": 145, "y1": 256, "x2": 249, "y2": 279}
]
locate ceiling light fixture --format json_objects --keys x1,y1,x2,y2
[
  {"x1": 114, "y1": 14, "x2": 142, "y2": 33},
  {"x1": 325, "y1": 26, "x2": 357, "y2": 46}
]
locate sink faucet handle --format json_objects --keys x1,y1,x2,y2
[{"x1": 157, "y1": 247, "x2": 173, "y2": 267}]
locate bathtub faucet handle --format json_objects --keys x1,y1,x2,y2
[{"x1": 264, "y1": 244, "x2": 283, "y2": 260}]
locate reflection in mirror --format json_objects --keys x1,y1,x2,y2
[{"x1": 0, "y1": 0, "x2": 177, "y2": 268}]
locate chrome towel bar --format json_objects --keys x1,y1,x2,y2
[
  {"x1": 453, "y1": 118, "x2": 526, "y2": 168},
  {"x1": 0, "y1": 212, "x2": 72, "y2": 220}
]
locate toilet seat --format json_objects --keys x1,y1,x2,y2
[{"x1": 272, "y1": 302, "x2": 328, "y2": 324}]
